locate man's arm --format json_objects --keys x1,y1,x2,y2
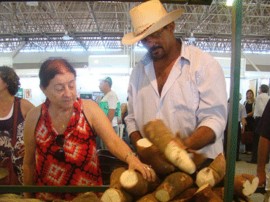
[
  {"x1": 257, "y1": 136, "x2": 270, "y2": 186},
  {"x1": 129, "y1": 131, "x2": 143, "y2": 149},
  {"x1": 183, "y1": 126, "x2": 215, "y2": 150}
]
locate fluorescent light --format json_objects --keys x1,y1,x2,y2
[
  {"x1": 226, "y1": 0, "x2": 234, "y2": 6},
  {"x1": 26, "y1": 2, "x2": 39, "y2": 6}
]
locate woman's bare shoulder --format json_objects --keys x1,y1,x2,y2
[
  {"x1": 20, "y1": 98, "x2": 35, "y2": 117},
  {"x1": 81, "y1": 99, "x2": 99, "y2": 111},
  {"x1": 25, "y1": 105, "x2": 41, "y2": 122}
]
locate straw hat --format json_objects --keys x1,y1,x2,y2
[{"x1": 122, "y1": 0, "x2": 184, "y2": 45}]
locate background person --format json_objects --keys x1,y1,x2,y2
[
  {"x1": 243, "y1": 89, "x2": 255, "y2": 154},
  {"x1": 237, "y1": 94, "x2": 247, "y2": 160},
  {"x1": 23, "y1": 58, "x2": 155, "y2": 201},
  {"x1": 98, "y1": 77, "x2": 121, "y2": 149},
  {"x1": 224, "y1": 96, "x2": 247, "y2": 161},
  {"x1": 122, "y1": 0, "x2": 227, "y2": 160},
  {"x1": 256, "y1": 100, "x2": 270, "y2": 201},
  {"x1": 249, "y1": 84, "x2": 270, "y2": 163},
  {"x1": 0, "y1": 66, "x2": 34, "y2": 185}
]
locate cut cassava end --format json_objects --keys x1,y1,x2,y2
[
  {"x1": 120, "y1": 169, "x2": 160, "y2": 197},
  {"x1": 234, "y1": 174, "x2": 259, "y2": 198},
  {"x1": 143, "y1": 119, "x2": 196, "y2": 174},
  {"x1": 196, "y1": 153, "x2": 226, "y2": 187},
  {"x1": 136, "y1": 138, "x2": 175, "y2": 175},
  {"x1": 101, "y1": 188, "x2": 132, "y2": 202},
  {"x1": 110, "y1": 167, "x2": 127, "y2": 190},
  {"x1": 164, "y1": 141, "x2": 196, "y2": 174},
  {"x1": 155, "y1": 172, "x2": 193, "y2": 202}
]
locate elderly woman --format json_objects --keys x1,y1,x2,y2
[
  {"x1": 23, "y1": 58, "x2": 155, "y2": 201},
  {"x1": 0, "y1": 66, "x2": 34, "y2": 185}
]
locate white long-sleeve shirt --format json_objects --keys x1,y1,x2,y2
[
  {"x1": 253, "y1": 93, "x2": 270, "y2": 118},
  {"x1": 125, "y1": 43, "x2": 228, "y2": 159}
]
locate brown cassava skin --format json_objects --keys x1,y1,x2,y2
[
  {"x1": 110, "y1": 167, "x2": 127, "y2": 190},
  {"x1": 101, "y1": 188, "x2": 132, "y2": 202},
  {"x1": 136, "y1": 193, "x2": 159, "y2": 202},
  {"x1": 101, "y1": 168, "x2": 132, "y2": 202},
  {"x1": 120, "y1": 169, "x2": 160, "y2": 197},
  {"x1": 209, "y1": 153, "x2": 226, "y2": 183},
  {"x1": 155, "y1": 172, "x2": 193, "y2": 202},
  {"x1": 136, "y1": 138, "x2": 176, "y2": 175},
  {"x1": 143, "y1": 119, "x2": 196, "y2": 174},
  {"x1": 234, "y1": 174, "x2": 258, "y2": 198},
  {"x1": 143, "y1": 119, "x2": 176, "y2": 153},
  {"x1": 196, "y1": 153, "x2": 226, "y2": 187},
  {"x1": 212, "y1": 187, "x2": 224, "y2": 200},
  {"x1": 71, "y1": 192, "x2": 101, "y2": 202},
  {"x1": 193, "y1": 184, "x2": 223, "y2": 202},
  {"x1": 170, "y1": 187, "x2": 198, "y2": 202}
]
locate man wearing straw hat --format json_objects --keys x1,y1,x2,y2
[{"x1": 123, "y1": 0, "x2": 227, "y2": 160}]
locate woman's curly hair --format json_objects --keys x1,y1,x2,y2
[{"x1": 0, "y1": 66, "x2": 20, "y2": 95}]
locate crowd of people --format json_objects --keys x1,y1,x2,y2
[{"x1": 0, "y1": 0, "x2": 269, "y2": 201}]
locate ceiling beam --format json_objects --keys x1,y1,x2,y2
[{"x1": 0, "y1": 0, "x2": 213, "y2": 5}]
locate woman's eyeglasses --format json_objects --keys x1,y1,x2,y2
[{"x1": 55, "y1": 134, "x2": 65, "y2": 161}]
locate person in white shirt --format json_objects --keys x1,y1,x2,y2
[
  {"x1": 98, "y1": 77, "x2": 120, "y2": 149},
  {"x1": 249, "y1": 84, "x2": 270, "y2": 163},
  {"x1": 122, "y1": 0, "x2": 227, "y2": 160},
  {"x1": 236, "y1": 94, "x2": 247, "y2": 160}
]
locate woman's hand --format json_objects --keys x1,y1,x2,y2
[{"x1": 126, "y1": 155, "x2": 156, "y2": 182}]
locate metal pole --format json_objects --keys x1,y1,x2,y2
[{"x1": 224, "y1": 0, "x2": 242, "y2": 201}]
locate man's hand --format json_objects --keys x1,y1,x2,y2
[{"x1": 130, "y1": 131, "x2": 143, "y2": 151}]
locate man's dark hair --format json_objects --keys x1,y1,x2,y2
[{"x1": 260, "y1": 84, "x2": 269, "y2": 93}]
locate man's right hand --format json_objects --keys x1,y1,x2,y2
[{"x1": 130, "y1": 131, "x2": 143, "y2": 151}]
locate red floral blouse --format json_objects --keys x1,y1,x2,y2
[{"x1": 34, "y1": 98, "x2": 102, "y2": 201}]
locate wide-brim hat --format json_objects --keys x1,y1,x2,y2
[{"x1": 122, "y1": 0, "x2": 184, "y2": 45}]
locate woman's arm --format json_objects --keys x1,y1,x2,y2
[
  {"x1": 23, "y1": 107, "x2": 40, "y2": 198},
  {"x1": 82, "y1": 100, "x2": 156, "y2": 181}
]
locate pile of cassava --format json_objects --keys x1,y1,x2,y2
[{"x1": 101, "y1": 119, "x2": 259, "y2": 202}]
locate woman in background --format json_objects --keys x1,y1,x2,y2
[
  {"x1": 243, "y1": 89, "x2": 255, "y2": 154},
  {"x1": 23, "y1": 58, "x2": 155, "y2": 201},
  {"x1": 0, "y1": 66, "x2": 34, "y2": 185}
]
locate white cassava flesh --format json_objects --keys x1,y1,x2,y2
[
  {"x1": 234, "y1": 174, "x2": 259, "y2": 197},
  {"x1": 154, "y1": 172, "x2": 193, "y2": 202},
  {"x1": 164, "y1": 141, "x2": 196, "y2": 174},
  {"x1": 136, "y1": 138, "x2": 175, "y2": 175},
  {"x1": 120, "y1": 170, "x2": 140, "y2": 189},
  {"x1": 137, "y1": 138, "x2": 152, "y2": 147},
  {"x1": 242, "y1": 177, "x2": 259, "y2": 196},
  {"x1": 101, "y1": 188, "x2": 131, "y2": 202},
  {"x1": 155, "y1": 190, "x2": 170, "y2": 202},
  {"x1": 196, "y1": 153, "x2": 226, "y2": 187},
  {"x1": 196, "y1": 167, "x2": 216, "y2": 187},
  {"x1": 119, "y1": 169, "x2": 151, "y2": 196}
]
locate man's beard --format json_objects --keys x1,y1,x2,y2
[{"x1": 149, "y1": 45, "x2": 165, "y2": 61}]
